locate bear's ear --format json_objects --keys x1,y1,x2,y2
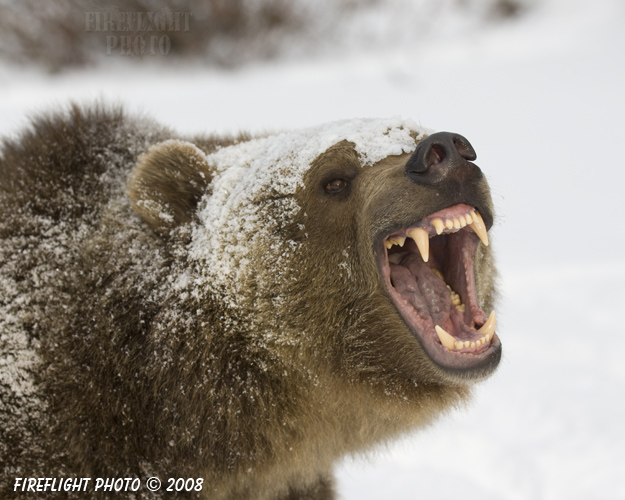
[{"x1": 128, "y1": 140, "x2": 212, "y2": 236}]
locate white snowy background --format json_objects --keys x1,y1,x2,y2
[{"x1": 1, "y1": 0, "x2": 624, "y2": 498}]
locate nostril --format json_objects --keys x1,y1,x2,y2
[
  {"x1": 452, "y1": 135, "x2": 477, "y2": 161},
  {"x1": 428, "y1": 144, "x2": 446, "y2": 165},
  {"x1": 405, "y1": 143, "x2": 448, "y2": 174}
]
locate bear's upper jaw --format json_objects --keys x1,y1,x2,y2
[{"x1": 378, "y1": 203, "x2": 501, "y2": 375}]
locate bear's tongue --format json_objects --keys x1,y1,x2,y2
[{"x1": 389, "y1": 253, "x2": 475, "y2": 341}]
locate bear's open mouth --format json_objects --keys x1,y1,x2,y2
[{"x1": 377, "y1": 203, "x2": 500, "y2": 373}]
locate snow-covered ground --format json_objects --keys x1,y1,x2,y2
[{"x1": 1, "y1": 0, "x2": 624, "y2": 498}]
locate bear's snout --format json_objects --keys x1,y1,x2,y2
[{"x1": 405, "y1": 131, "x2": 481, "y2": 186}]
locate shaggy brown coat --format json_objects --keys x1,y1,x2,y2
[{"x1": 0, "y1": 105, "x2": 499, "y2": 499}]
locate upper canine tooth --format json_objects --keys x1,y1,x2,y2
[
  {"x1": 408, "y1": 228, "x2": 429, "y2": 262},
  {"x1": 469, "y1": 211, "x2": 489, "y2": 246},
  {"x1": 434, "y1": 325, "x2": 456, "y2": 350},
  {"x1": 431, "y1": 219, "x2": 445, "y2": 235},
  {"x1": 477, "y1": 310, "x2": 496, "y2": 339}
]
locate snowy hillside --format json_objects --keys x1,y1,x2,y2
[{"x1": 1, "y1": 0, "x2": 624, "y2": 498}]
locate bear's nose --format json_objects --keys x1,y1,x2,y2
[{"x1": 405, "y1": 132, "x2": 478, "y2": 184}]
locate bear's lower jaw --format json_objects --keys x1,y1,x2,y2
[{"x1": 378, "y1": 203, "x2": 501, "y2": 378}]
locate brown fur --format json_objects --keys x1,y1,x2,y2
[
  {"x1": 128, "y1": 141, "x2": 214, "y2": 235},
  {"x1": 0, "y1": 105, "x2": 498, "y2": 499}
]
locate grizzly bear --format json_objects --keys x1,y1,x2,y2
[{"x1": 0, "y1": 104, "x2": 500, "y2": 499}]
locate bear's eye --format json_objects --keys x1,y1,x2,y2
[{"x1": 324, "y1": 179, "x2": 349, "y2": 193}]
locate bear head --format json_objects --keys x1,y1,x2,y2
[{"x1": 129, "y1": 117, "x2": 500, "y2": 399}]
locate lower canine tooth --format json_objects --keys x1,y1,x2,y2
[
  {"x1": 408, "y1": 228, "x2": 429, "y2": 262},
  {"x1": 477, "y1": 310, "x2": 496, "y2": 338},
  {"x1": 434, "y1": 325, "x2": 456, "y2": 350}
]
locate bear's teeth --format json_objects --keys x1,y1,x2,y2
[
  {"x1": 431, "y1": 218, "x2": 445, "y2": 235},
  {"x1": 468, "y1": 210, "x2": 489, "y2": 246},
  {"x1": 446, "y1": 284, "x2": 465, "y2": 312},
  {"x1": 434, "y1": 325, "x2": 456, "y2": 350},
  {"x1": 435, "y1": 312, "x2": 496, "y2": 352},
  {"x1": 407, "y1": 228, "x2": 429, "y2": 262},
  {"x1": 385, "y1": 209, "x2": 488, "y2": 253},
  {"x1": 429, "y1": 210, "x2": 488, "y2": 247},
  {"x1": 385, "y1": 236, "x2": 407, "y2": 249},
  {"x1": 393, "y1": 236, "x2": 407, "y2": 247}
]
